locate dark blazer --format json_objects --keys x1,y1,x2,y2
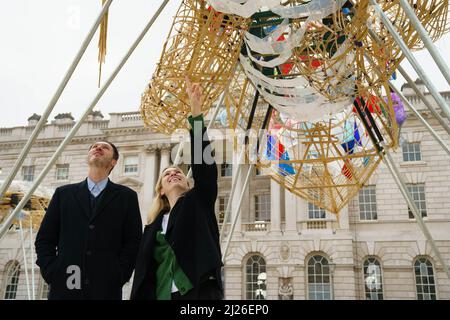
[
  {"x1": 35, "y1": 179, "x2": 142, "y2": 300},
  {"x1": 130, "y1": 128, "x2": 222, "y2": 300}
]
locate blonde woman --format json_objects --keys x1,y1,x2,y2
[{"x1": 130, "y1": 79, "x2": 223, "y2": 300}]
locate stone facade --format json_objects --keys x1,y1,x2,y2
[{"x1": 1, "y1": 85, "x2": 450, "y2": 300}]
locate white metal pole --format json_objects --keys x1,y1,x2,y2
[
  {"x1": 222, "y1": 164, "x2": 253, "y2": 260},
  {"x1": 397, "y1": 65, "x2": 450, "y2": 135},
  {"x1": 363, "y1": 17, "x2": 450, "y2": 135},
  {"x1": 382, "y1": 148, "x2": 450, "y2": 279},
  {"x1": 30, "y1": 215, "x2": 36, "y2": 300},
  {"x1": 0, "y1": 0, "x2": 170, "y2": 241},
  {"x1": 19, "y1": 219, "x2": 31, "y2": 300},
  {"x1": 219, "y1": 149, "x2": 244, "y2": 242},
  {"x1": 369, "y1": 0, "x2": 450, "y2": 121},
  {"x1": 390, "y1": 84, "x2": 450, "y2": 155},
  {"x1": 397, "y1": 0, "x2": 450, "y2": 85},
  {"x1": 0, "y1": 0, "x2": 114, "y2": 200}
]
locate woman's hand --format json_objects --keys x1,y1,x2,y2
[{"x1": 185, "y1": 76, "x2": 203, "y2": 117}]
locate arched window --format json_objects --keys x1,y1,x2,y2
[
  {"x1": 3, "y1": 260, "x2": 20, "y2": 299},
  {"x1": 245, "y1": 255, "x2": 266, "y2": 300},
  {"x1": 363, "y1": 257, "x2": 383, "y2": 300},
  {"x1": 414, "y1": 257, "x2": 437, "y2": 300},
  {"x1": 307, "y1": 255, "x2": 332, "y2": 300}
]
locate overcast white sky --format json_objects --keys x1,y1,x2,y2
[{"x1": 1, "y1": 0, "x2": 449, "y2": 128}]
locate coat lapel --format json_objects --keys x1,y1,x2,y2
[
  {"x1": 74, "y1": 180, "x2": 91, "y2": 219},
  {"x1": 91, "y1": 180, "x2": 120, "y2": 221}
]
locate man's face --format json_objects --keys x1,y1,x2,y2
[{"x1": 88, "y1": 142, "x2": 117, "y2": 170}]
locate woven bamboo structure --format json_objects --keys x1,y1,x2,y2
[
  {"x1": 258, "y1": 84, "x2": 398, "y2": 213},
  {"x1": 0, "y1": 192, "x2": 50, "y2": 230},
  {"x1": 222, "y1": 73, "x2": 398, "y2": 213},
  {"x1": 140, "y1": 0, "x2": 250, "y2": 135},
  {"x1": 382, "y1": 0, "x2": 450, "y2": 50}
]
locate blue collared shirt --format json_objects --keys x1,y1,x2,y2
[{"x1": 87, "y1": 177, "x2": 108, "y2": 197}]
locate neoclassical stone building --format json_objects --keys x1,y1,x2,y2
[{"x1": 0, "y1": 81, "x2": 449, "y2": 300}]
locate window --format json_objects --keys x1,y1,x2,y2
[
  {"x1": 56, "y1": 164, "x2": 69, "y2": 180},
  {"x1": 304, "y1": 149, "x2": 319, "y2": 171},
  {"x1": 359, "y1": 185, "x2": 377, "y2": 220},
  {"x1": 124, "y1": 155, "x2": 139, "y2": 174},
  {"x1": 307, "y1": 255, "x2": 332, "y2": 300},
  {"x1": 217, "y1": 196, "x2": 229, "y2": 224},
  {"x1": 308, "y1": 202, "x2": 326, "y2": 219},
  {"x1": 363, "y1": 257, "x2": 383, "y2": 300},
  {"x1": 407, "y1": 184, "x2": 427, "y2": 218},
  {"x1": 255, "y1": 194, "x2": 270, "y2": 221},
  {"x1": 255, "y1": 167, "x2": 262, "y2": 176},
  {"x1": 414, "y1": 257, "x2": 437, "y2": 300},
  {"x1": 39, "y1": 279, "x2": 50, "y2": 300},
  {"x1": 3, "y1": 261, "x2": 20, "y2": 299},
  {"x1": 22, "y1": 166, "x2": 35, "y2": 182},
  {"x1": 220, "y1": 163, "x2": 232, "y2": 177},
  {"x1": 402, "y1": 142, "x2": 421, "y2": 162},
  {"x1": 245, "y1": 255, "x2": 267, "y2": 300}
]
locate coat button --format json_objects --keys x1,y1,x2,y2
[
  {"x1": 89, "y1": 224, "x2": 95, "y2": 230},
  {"x1": 86, "y1": 250, "x2": 92, "y2": 256}
]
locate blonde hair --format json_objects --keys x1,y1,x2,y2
[{"x1": 147, "y1": 166, "x2": 187, "y2": 224}]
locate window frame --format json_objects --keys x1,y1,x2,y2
[
  {"x1": 414, "y1": 257, "x2": 438, "y2": 300},
  {"x1": 3, "y1": 261, "x2": 20, "y2": 300},
  {"x1": 22, "y1": 165, "x2": 35, "y2": 182},
  {"x1": 402, "y1": 142, "x2": 422, "y2": 162},
  {"x1": 244, "y1": 255, "x2": 267, "y2": 300},
  {"x1": 254, "y1": 194, "x2": 271, "y2": 222},
  {"x1": 362, "y1": 257, "x2": 384, "y2": 300},
  {"x1": 358, "y1": 185, "x2": 378, "y2": 221},
  {"x1": 55, "y1": 164, "x2": 70, "y2": 181},
  {"x1": 407, "y1": 183, "x2": 427, "y2": 219},
  {"x1": 123, "y1": 155, "x2": 139, "y2": 174},
  {"x1": 307, "y1": 255, "x2": 332, "y2": 300}
]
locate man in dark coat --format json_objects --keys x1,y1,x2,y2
[{"x1": 35, "y1": 141, "x2": 142, "y2": 300}]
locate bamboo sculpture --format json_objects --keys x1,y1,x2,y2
[
  {"x1": 140, "y1": 0, "x2": 250, "y2": 135},
  {"x1": 0, "y1": 192, "x2": 50, "y2": 230}
]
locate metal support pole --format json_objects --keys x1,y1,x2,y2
[
  {"x1": 363, "y1": 18, "x2": 450, "y2": 135},
  {"x1": 369, "y1": 0, "x2": 450, "y2": 121},
  {"x1": 398, "y1": 0, "x2": 450, "y2": 85},
  {"x1": 0, "y1": 0, "x2": 114, "y2": 200},
  {"x1": 19, "y1": 219, "x2": 31, "y2": 300},
  {"x1": 0, "y1": 0, "x2": 170, "y2": 241},
  {"x1": 390, "y1": 84, "x2": 450, "y2": 155},
  {"x1": 222, "y1": 105, "x2": 273, "y2": 261},
  {"x1": 382, "y1": 148, "x2": 450, "y2": 279},
  {"x1": 397, "y1": 65, "x2": 450, "y2": 135},
  {"x1": 219, "y1": 149, "x2": 245, "y2": 242},
  {"x1": 222, "y1": 164, "x2": 253, "y2": 260},
  {"x1": 30, "y1": 216, "x2": 36, "y2": 300}
]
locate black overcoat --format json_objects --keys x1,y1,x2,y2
[
  {"x1": 130, "y1": 128, "x2": 222, "y2": 300},
  {"x1": 35, "y1": 179, "x2": 142, "y2": 300}
]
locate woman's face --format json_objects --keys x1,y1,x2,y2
[{"x1": 160, "y1": 167, "x2": 189, "y2": 196}]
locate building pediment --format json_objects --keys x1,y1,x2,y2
[{"x1": 115, "y1": 176, "x2": 143, "y2": 188}]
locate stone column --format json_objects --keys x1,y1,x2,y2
[
  {"x1": 159, "y1": 143, "x2": 172, "y2": 173},
  {"x1": 231, "y1": 164, "x2": 251, "y2": 234},
  {"x1": 140, "y1": 145, "x2": 158, "y2": 225},
  {"x1": 270, "y1": 179, "x2": 282, "y2": 234},
  {"x1": 284, "y1": 189, "x2": 298, "y2": 234}
]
